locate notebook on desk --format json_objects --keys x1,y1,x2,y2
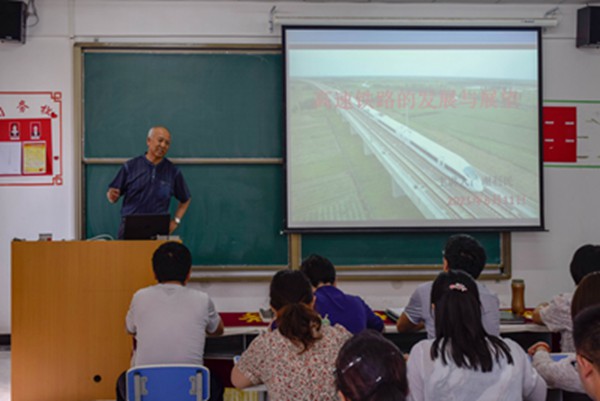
[
  {"x1": 528, "y1": 353, "x2": 571, "y2": 363},
  {"x1": 550, "y1": 353, "x2": 571, "y2": 362},
  {"x1": 385, "y1": 307, "x2": 404, "y2": 322},
  {"x1": 500, "y1": 310, "x2": 527, "y2": 324}
]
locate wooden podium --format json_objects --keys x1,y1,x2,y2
[{"x1": 11, "y1": 240, "x2": 164, "y2": 401}]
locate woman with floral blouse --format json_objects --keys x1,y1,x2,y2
[{"x1": 231, "y1": 270, "x2": 351, "y2": 401}]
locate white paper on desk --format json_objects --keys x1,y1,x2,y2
[{"x1": 0, "y1": 142, "x2": 22, "y2": 175}]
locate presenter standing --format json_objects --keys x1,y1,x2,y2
[{"x1": 107, "y1": 126, "x2": 191, "y2": 239}]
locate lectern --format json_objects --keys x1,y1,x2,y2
[{"x1": 11, "y1": 240, "x2": 164, "y2": 401}]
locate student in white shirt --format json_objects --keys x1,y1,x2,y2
[
  {"x1": 532, "y1": 244, "x2": 600, "y2": 352},
  {"x1": 406, "y1": 270, "x2": 546, "y2": 401},
  {"x1": 116, "y1": 242, "x2": 224, "y2": 401},
  {"x1": 529, "y1": 271, "x2": 600, "y2": 398}
]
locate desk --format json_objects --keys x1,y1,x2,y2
[{"x1": 208, "y1": 312, "x2": 552, "y2": 356}]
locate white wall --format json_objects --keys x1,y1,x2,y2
[
  {"x1": 0, "y1": 2, "x2": 75, "y2": 334},
  {"x1": 1, "y1": 0, "x2": 599, "y2": 334}
]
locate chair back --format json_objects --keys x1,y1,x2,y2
[{"x1": 126, "y1": 364, "x2": 210, "y2": 401}]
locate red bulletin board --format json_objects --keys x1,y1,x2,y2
[
  {"x1": 0, "y1": 92, "x2": 63, "y2": 186},
  {"x1": 543, "y1": 106, "x2": 577, "y2": 163}
]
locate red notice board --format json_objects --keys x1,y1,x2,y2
[
  {"x1": 0, "y1": 92, "x2": 63, "y2": 186},
  {"x1": 0, "y1": 119, "x2": 53, "y2": 176},
  {"x1": 543, "y1": 106, "x2": 577, "y2": 163}
]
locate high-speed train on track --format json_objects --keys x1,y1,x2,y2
[{"x1": 356, "y1": 102, "x2": 484, "y2": 192}]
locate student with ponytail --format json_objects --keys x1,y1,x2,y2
[
  {"x1": 406, "y1": 270, "x2": 546, "y2": 401},
  {"x1": 231, "y1": 270, "x2": 351, "y2": 401}
]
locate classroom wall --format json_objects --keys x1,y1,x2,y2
[{"x1": 1, "y1": 0, "x2": 599, "y2": 334}]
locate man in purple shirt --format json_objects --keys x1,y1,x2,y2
[
  {"x1": 300, "y1": 254, "x2": 384, "y2": 334},
  {"x1": 107, "y1": 126, "x2": 191, "y2": 239}
]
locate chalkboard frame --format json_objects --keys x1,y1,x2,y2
[{"x1": 75, "y1": 43, "x2": 511, "y2": 281}]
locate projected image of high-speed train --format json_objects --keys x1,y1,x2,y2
[{"x1": 357, "y1": 104, "x2": 484, "y2": 192}]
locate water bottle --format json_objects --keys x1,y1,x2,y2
[{"x1": 511, "y1": 279, "x2": 525, "y2": 316}]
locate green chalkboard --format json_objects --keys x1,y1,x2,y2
[
  {"x1": 81, "y1": 47, "x2": 504, "y2": 272},
  {"x1": 302, "y1": 232, "x2": 501, "y2": 265},
  {"x1": 85, "y1": 164, "x2": 288, "y2": 265},
  {"x1": 84, "y1": 51, "x2": 283, "y2": 158},
  {"x1": 85, "y1": 165, "x2": 122, "y2": 240}
]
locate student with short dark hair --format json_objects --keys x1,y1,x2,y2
[
  {"x1": 397, "y1": 234, "x2": 500, "y2": 338},
  {"x1": 336, "y1": 330, "x2": 408, "y2": 401},
  {"x1": 300, "y1": 254, "x2": 384, "y2": 334},
  {"x1": 441, "y1": 233, "x2": 487, "y2": 278},
  {"x1": 574, "y1": 304, "x2": 600, "y2": 401},
  {"x1": 406, "y1": 271, "x2": 546, "y2": 401},
  {"x1": 231, "y1": 270, "x2": 351, "y2": 401},
  {"x1": 533, "y1": 244, "x2": 600, "y2": 352},
  {"x1": 116, "y1": 242, "x2": 224, "y2": 401},
  {"x1": 151, "y1": 240, "x2": 193, "y2": 283}
]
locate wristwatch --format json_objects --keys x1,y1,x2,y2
[{"x1": 174, "y1": 216, "x2": 181, "y2": 225}]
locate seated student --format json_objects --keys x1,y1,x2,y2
[
  {"x1": 116, "y1": 242, "x2": 225, "y2": 401},
  {"x1": 397, "y1": 234, "x2": 500, "y2": 338},
  {"x1": 335, "y1": 330, "x2": 408, "y2": 401},
  {"x1": 574, "y1": 304, "x2": 600, "y2": 401},
  {"x1": 533, "y1": 244, "x2": 600, "y2": 352},
  {"x1": 231, "y1": 270, "x2": 352, "y2": 401},
  {"x1": 406, "y1": 270, "x2": 546, "y2": 401},
  {"x1": 300, "y1": 254, "x2": 384, "y2": 334},
  {"x1": 528, "y1": 271, "x2": 600, "y2": 398}
]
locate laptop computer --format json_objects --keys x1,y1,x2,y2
[{"x1": 123, "y1": 214, "x2": 170, "y2": 240}]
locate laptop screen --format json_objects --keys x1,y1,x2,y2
[{"x1": 123, "y1": 214, "x2": 170, "y2": 240}]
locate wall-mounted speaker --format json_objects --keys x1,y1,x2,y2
[
  {"x1": 577, "y1": 6, "x2": 600, "y2": 48},
  {"x1": 0, "y1": 1, "x2": 27, "y2": 44}
]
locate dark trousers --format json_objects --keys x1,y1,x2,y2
[{"x1": 116, "y1": 369, "x2": 224, "y2": 401}]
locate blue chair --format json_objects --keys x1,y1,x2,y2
[{"x1": 126, "y1": 364, "x2": 210, "y2": 401}]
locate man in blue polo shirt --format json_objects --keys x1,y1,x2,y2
[
  {"x1": 107, "y1": 126, "x2": 191, "y2": 239},
  {"x1": 300, "y1": 254, "x2": 384, "y2": 334}
]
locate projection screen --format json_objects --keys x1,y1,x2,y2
[{"x1": 284, "y1": 26, "x2": 544, "y2": 232}]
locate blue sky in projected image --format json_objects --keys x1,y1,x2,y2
[{"x1": 288, "y1": 49, "x2": 538, "y2": 81}]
